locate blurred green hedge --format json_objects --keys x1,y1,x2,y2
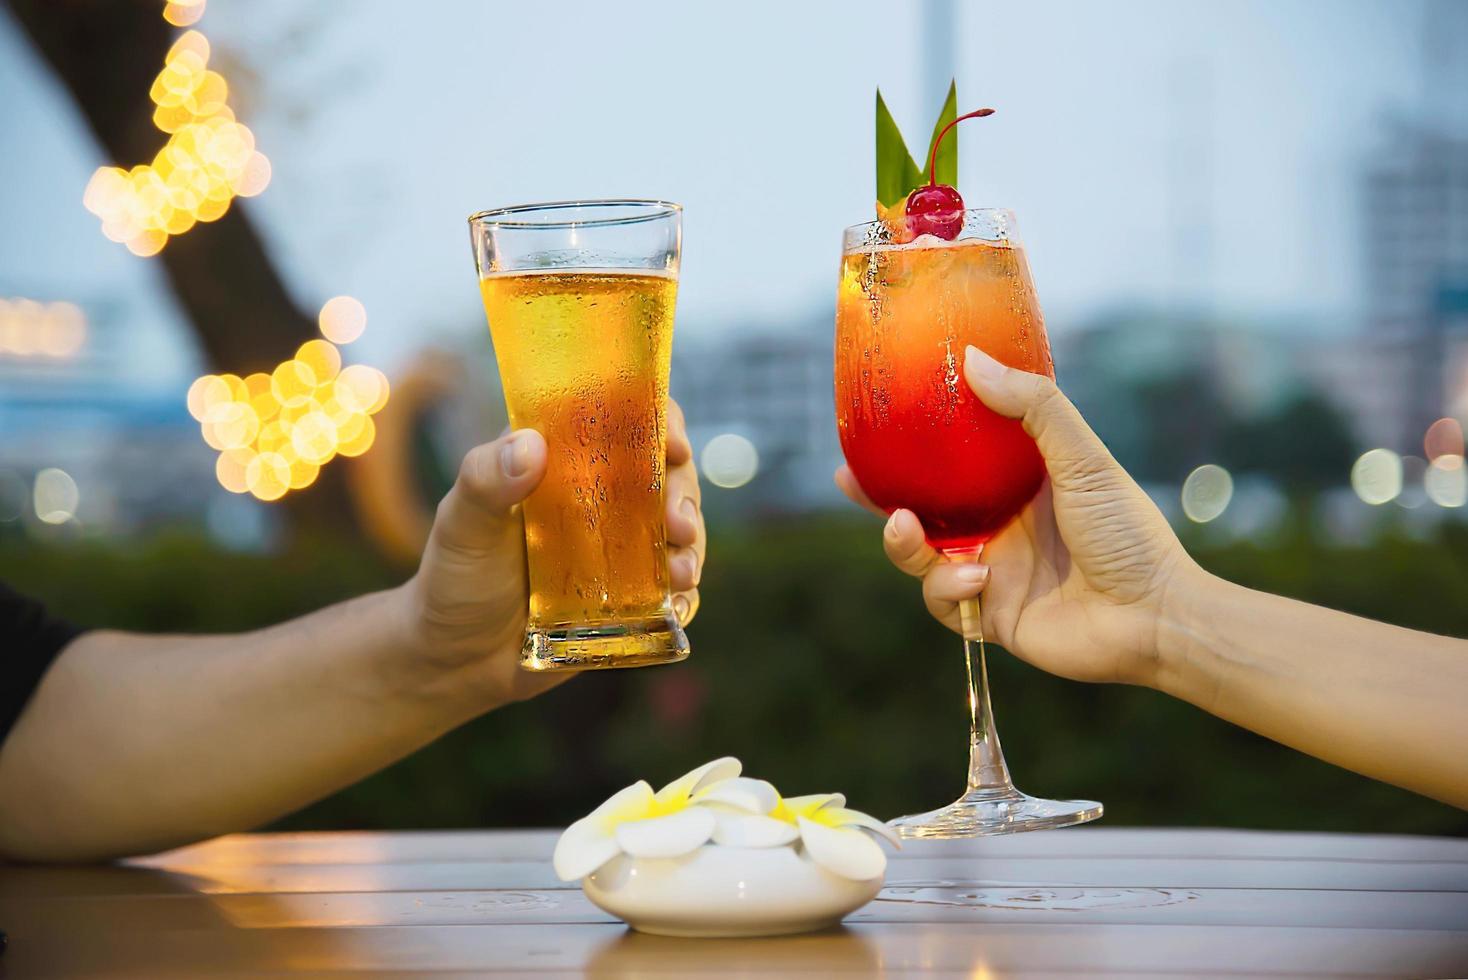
[{"x1": 4, "y1": 516, "x2": 1466, "y2": 836}]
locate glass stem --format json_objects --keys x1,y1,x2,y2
[{"x1": 957, "y1": 588, "x2": 1014, "y2": 795}]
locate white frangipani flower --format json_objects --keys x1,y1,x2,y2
[
  {"x1": 555, "y1": 757, "x2": 762, "y2": 880},
  {"x1": 786, "y1": 797, "x2": 902, "y2": 881},
  {"x1": 554, "y1": 758, "x2": 900, "y2": 884}
]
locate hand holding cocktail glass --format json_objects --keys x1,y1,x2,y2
[
  {"x1": 837, "y1": 345, "x2": 1188, "y2": 689},
  {"x1": 836, "y1": 98, "x2": 1103, "y2": 836}
]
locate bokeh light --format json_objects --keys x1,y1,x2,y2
[
  {"x1": 33, "y1": 468, "x2": 79, "y2": 524},
  {"x1": 318, "y1": 296, "x2": 367, "y2": 344},
  {"x1": 162, "y1": 0, "x2": 206, "y2": 27},
  {"x1": 0, "y1": 299, "x2": 88, "y2": 359},
  {"x1": 701, "y1": 433, "x2": 759, "y2": 489},
  {"x1": 1424, "y1": 417, "x2": 1464, "y2": 466},
  {"x1": 83, "y1": 19, "x2": 268, "y2": 256},
  {"x1": 190, "y1": 334, "x2": 388, "y2": 499},
  {"x1": 1351, "y1": 448, "x2": 1402, "y2": 505},
  {"x1": 1396, "y1": 456, "x2": 1429, "y2": 509},
  {"x1": 1425, "y1": 456, "x2": 1467, "y2": 507},
  {"x1": 1181, "y1": 463, "x2": 1233, "y2": 523}
]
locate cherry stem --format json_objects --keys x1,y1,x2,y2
[{"x1": 926, "y1": 108, "x2": 996, "y2": 187}]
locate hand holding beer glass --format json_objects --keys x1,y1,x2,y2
[{"x1": 469, "y1": 201, "x2": 689, "y2": 671}]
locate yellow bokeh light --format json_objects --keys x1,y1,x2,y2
[
  {"x1": 336, "y1": 411, "x2": 368, "y2": 446},
  {"x1": 201, "y1": 401, "x2": 258, "y2": 451},
  {"x1": 84, "y1": 14, "x2": 263, "y2": 256},
  {"x1": 216, "y1": 448, "x2": 253, "y2": 494},
  {"x1": 255, "y1": 419, "x2": 288, "y2": 455},
  {"x1": 287, "y1": 457, "x2": 320, "y2": 491},
  {"x1": 234, "y1": 152, "x2": 272, "y2": 197},
  {"x1": 335, "y1": 415, "x2": 376, "y2": 457},
  {"x1": 187, "y1": 374, "x2": 232, "y2": 422},
  {"x1": 218, "y1": 373, "x2": 248, "y2": 403},
  {"x1": 318, "y1": 296, "x2": 367, "y2": 344},
  {"x1": 163, "y1": 2, "x2": 206, "y2": 29},
  {"x1": 295, "y1": 339, "x2": 342, "y2": 384},
  {"x1": 334, "y1": 364, "x2": 388, "y2": 414},
  {"x1": 246, "y1": 452, "x2": 291, "y2": 501},
  {"x1": 188, "y1": 299, "x2": 389, "y2": 497},
  {"x1": 291, "y1": 410, "x2": 339, "y2": 465},
  {"x1": 271, "y1": 359, "x2": 318, "y2": 408}
]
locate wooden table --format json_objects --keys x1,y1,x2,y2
[{"x1": 2, "y1": 828, "x2": 1466, "y2": 977}]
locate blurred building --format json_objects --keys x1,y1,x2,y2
[
  {"x1": 0, "y1": 295, "x2": 219, "y2": 535},
  {"x1": 673, "y1": 324, "x2": 844, "y2": 512},
  {"x1": 1338, "y1": 122, "x2": 1468, "y2": 451}
]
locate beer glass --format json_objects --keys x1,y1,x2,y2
[{"x1": 469, "y1": 200, "x2": 688, "y2": 671}]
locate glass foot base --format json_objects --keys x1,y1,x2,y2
[
  {"x1": 888, "y1": 787, "x2": 1102, "y2": 839},
  {"x1": 520, "y1": 614, "x2": 689, "y2": 672}
]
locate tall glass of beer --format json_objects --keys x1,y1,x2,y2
[{"x1": 468, "y1": 200, "x2": 688, "y2": 671}]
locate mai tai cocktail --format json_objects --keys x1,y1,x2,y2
[
  {"x1": 469, "y1": 200, "x2": 687, "y2": 672},
  {"x1": 836, "y1": 93, "x2": 1101, "y2": 836}
]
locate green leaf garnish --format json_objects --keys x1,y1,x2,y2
[
  {"x1": 924, "y1": 81, "x2": 958, "y2": 189},
  {"x1": 875, "y1": 90, "x2": 922, "y2": 208},
  {"x1": 875, "y1": 80, "x2": 959, "y2": 208}
]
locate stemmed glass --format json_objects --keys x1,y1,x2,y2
[{"x1": 834, "y1": 208, "x2": 1102, "y2": 837}]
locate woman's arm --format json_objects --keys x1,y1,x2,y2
[
  {"x1": 844, "y1": 346, "x2": 1468, "y2": 810},
  {"x1": 1159, "y1": 571, "x2": 1468, "y2": 809},
  {"x1": 0, "y1": 412, "x2": 706, "y2": 862}
]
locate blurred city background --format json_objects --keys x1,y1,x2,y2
[{"x1": 3, "y1": 0, "x2": 1467, "y2": 835}]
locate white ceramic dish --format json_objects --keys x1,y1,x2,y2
[{"x1": 584, "y1": 843, "x2": 883, "y2": 938}]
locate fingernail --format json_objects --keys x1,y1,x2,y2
[
  {"x1": 501, "y1": 433, "x2": 529, "y2": 478},
  {"x1": 955, "y1": 563, "x2": 990, "y2": 586},
  {"x1": 884, "y1": 511, "x2": 901, "y2": 540},
  {"x1": 679, "y1": 497, "x2": 697, "y2": 525},
  {"x1": 964, "y1": 345, "x2": 1005, "y2": 385},
  {"x1": 672, "y1": 593, "x2": 691, "y2": 625}
]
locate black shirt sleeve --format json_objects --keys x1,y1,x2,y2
[{"x1": 1, "y1": 581, "x2": 85, "y2": 743}]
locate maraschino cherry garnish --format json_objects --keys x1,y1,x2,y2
[{"x1": 902, "y1": 107, "x2": 994, "y2": 241}]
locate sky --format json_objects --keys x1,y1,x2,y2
[{"x1": 0, "y1": 0, "x2": 1456, "y2": 388}]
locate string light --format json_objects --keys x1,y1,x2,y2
[
  {"x1": 82, "y1": 7, "x2": 269, "y2": 257},
  {"x1": 190, "y1": 299, "x2": 388, "y2": 501},
  {"x1": 109, "y1": 6, "x2": 389, "y2": 499}
]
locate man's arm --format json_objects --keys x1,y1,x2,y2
[
  {"x1": 0, "y1": 414, "x2": 706, "y2": 862},
  {"x1": 0, "y1": 589, "x2": 465, "y2": 862}
]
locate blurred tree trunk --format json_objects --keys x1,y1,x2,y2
[{"x1": 4, "y1": 0, "x2": 356, "y2": 532}]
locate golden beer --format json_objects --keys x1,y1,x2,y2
[{"x1": 478, "y1": 268, "x2": 687, "y2": 670}]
